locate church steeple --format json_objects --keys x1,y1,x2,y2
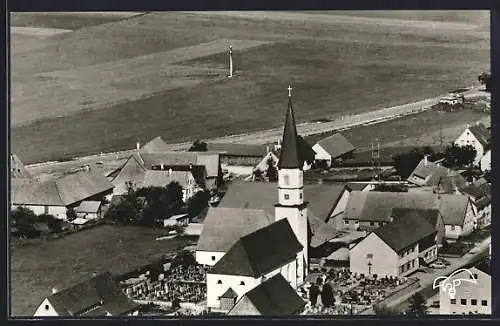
[{"x1": 278, "y1": 85, "x2": 301, "y2": 169}]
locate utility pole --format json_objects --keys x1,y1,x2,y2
[{"x1": 228, "y1": 45, "x2": 233, "y2": 78}]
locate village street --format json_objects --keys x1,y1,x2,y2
[{"x1": 388, "y1": 236, "x2": 491, "y2": 312}]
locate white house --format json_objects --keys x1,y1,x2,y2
[
  {"x1": 350, "y1": 212, "x2": 437, "y2": 278},
  {"x1": 439, "y1": 259, "x2": 491, "y2": 315},
  {"x1": 460, "y1": 184, "x2": 491, "y2": 229},
  {"x1": 33, "y1": 272, "x2": 139, "y2": 317},
  {"x1": 454, "y1": 123, "x2": 490, "y2": 165},
  {"x1": 439, "y1": 194, "x2": 475, "y2": 239},
  {"x1": 480, "y1": 150, "x2": 491, "y2": 172},
  {"x1": 312, "y1": 133, "x2": 355, "y2": 167},
  {"x1": 206, "y1": 219, "x2": 303, "y2": 310}
]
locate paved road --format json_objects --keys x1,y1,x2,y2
[{"x1": 26, "y1": 87, "x2": 482, "y2": 177}]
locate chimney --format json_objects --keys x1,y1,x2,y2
[
  {"x1": 466, "y1": 124, "x2": 470, "y2": 129},
  {"x1": 160, "y1": 163, "x2": 164, "y2": 170},
  {"x1": 424, "y1": 155, "x2": 428, "y2": 167},
  {"x1": 228, "y1": 45, "x2": 233, "y2": 78},
  {"x1": 168, "y1": 168, "x2": 173, "y2": 176},
  {"x1": 136, "y1": 142, "x2": 140, "y2": 151},
  {"x1": 189, "y1": 162, "x2": 193, "y2": 170},
  {"x1": 476, "y1": 121, "x2": 480, "y2": 126},
  {"x1": 52, "y1": 287, "x2": 58, "y2": 294}
]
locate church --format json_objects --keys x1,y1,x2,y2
[{"x1": 201, "y1": 86, "x2": 310, "y2": 311}]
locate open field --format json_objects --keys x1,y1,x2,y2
[
  {"x1": 11, "y1": 11, "x2": 489, "y2": 164},
  {"x1": 10, "y1": 225, "x2": 195, "y2": 316}
]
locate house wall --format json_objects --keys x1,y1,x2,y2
[
  {"x1": 454, "y1": 128, "x2": 485, "y2": 164},
  {"x1": 14, "y1": 205, "x2": 68, "y2": 220},
  {"x1": 350, "y1": 233, "x2": 399, "y2": 277},
  {"x1": 206, "y1": 274, "x2": 260, "y2": 308},
  {"x1": 342, "y1": 218, "x2": 360, "y2": 230},
  {"x1": 329, "y1": 190, "x2": 350, "y2": 223},
  {"x1": 435, "y1": 214, "x2": 446, "y2": 245},
  {"x1": 228, "y1": 296, "x2": 260, "y2": 315},
  {"x1": 439, "y1": 267, "x2": 491, "y2": 315},
  {"x1": 419, "y1": 245, "x2": 438, "y2": 264},
  {"x1": 444, "y1": 202, "x2": 475, "y2": 239},
  {"x1": 195, "y1": 250, "x2": 225, "y2": 266},
  {"x1": 480, "y1": 151, "x2": 491, "y2": 171},
  {"x1": 224, "y1": 165, "x2": 254, "y2": 176},
  {"x1": 476, "y1": 204, "x2": 491, "y2": 228},
  {"x1": 33, "y1": 298, "x2": 59, "y2": 317},
  {"x1": 312, "y1": 144, "x2": 332, "y2": 165},
  {"x1": 397, "y1": 243, "x2": 420, "y2": 277},
  {"x1": 254, "y1": 152, "x2": 279, "y2": 173}
]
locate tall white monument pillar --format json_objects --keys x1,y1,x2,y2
[{"x1": 228, "y1": 45, "x2": 233, "y2": 78}]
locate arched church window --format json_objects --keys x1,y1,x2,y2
[{"x1": 217, "y1": 280, "x2": 222, "y2": 284}]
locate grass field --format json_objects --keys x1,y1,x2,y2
[
  {"x1": 10, "y1": 225, "x2": 195, "y2": 316},
  {"x1": 10, "y1": 11, "x2": 489, "y2": 164}
]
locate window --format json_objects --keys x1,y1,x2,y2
[
  {"x1": 284, "y1": 194, "x2": 290, "y2": 200},
  {"x1": 45, "y1": 304, "x2": 50, "y2": 310},
  {"x1": 411, "y1": 260, "x2": 414, "y2": 268},
  {"x1": 211, "y1": 256, "x2": 216, "y2": 261},
  {"x1": 471, "y1": 299, "x2": 477, "y2": 306},
  {"x1": 284, "y1": 175, "x2": 290, "y2": 185},
  {"x1": 366, "y1": 254, "x2": 373, "y2": 259},
  {"x1": 461, "y1": 299, "x2": 467, "y2": 305},
  {"x1": 217, "y1": 280, "x2": 222, "y2": 284},
  {"x1": 344, "y1": 220, "x2": 349, "y2": 225},
  {"x1": 370, "y1": 222, "x2": 375, "y2": 226},
  {"x1": 300, "y1": 193, "x2": 303, "y2": 199},
  {"x1": 482, "y1": 300, "x2": 487, "y2": 306},
  {"x1": 450, "y1": 299, "x2": 456, "y2": 304},
  {"x1": 451, "y1": 225, "x2": 456, "y2": 231},
  {"x1": 473, "y1": 274, "x2": 478, "y2": 280},
  {"x1": 240, "y1": 281, "x2": 245, "y2": 286}
]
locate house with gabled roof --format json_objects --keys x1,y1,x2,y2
[
  {"x1": 460, "y1": 183, "x2": 491, "y2": 228},
  {"x1": 454, "y1": 122, "x2": 491, "y2": 165},
  {"x1": 350, "y1": 212, "x2": 437, "y2": 277},
  {"x1": 33, "y1": 272, "x2": 139, "y2": 317},
  {"x1": 407, "y1": 156, "x2": 467, "y2": 193},
  {"x1": 11, "y1": 170, "x2": 114, "y2": 220},
  {"x1": 206, "y1": 219, "x2": 303, "y2": 310},
  {"x1": 343, "y1": 191, "x2": 475, "y2": 239},
  {"x1": 390, "y1": 208, "x2": 445, "y2": 246},
  {"x1": 312, "y1": 133, "x2": 355, "y2": 167},
  {"x1": 195, "y1": 207, "x2": 274, "y2": 266},
  {"x1": 228, "y1": 274, "x2": 305, "y2": 316}
]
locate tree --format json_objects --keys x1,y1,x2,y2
[
  {"x1": 309, "y1": 284, "x2": 320, "y2": 306},
  {"x1": 66, "y1": 207, "x2": 77, "y2": 221},
  {"x1": 392, "y1": 150, "x2": 423, "y2": 180},
  {"x1": 11, "y1": 207, "x2": 38, "y2": 238},
  {"x1": 266, "y1": 157, "x2": 278, "y2": 182},
  {"x1": 253, "y1": 169, "x2": 265, "y2": 182},
  {"x1": 478, "y1": 72, "x2": 491, "y2": 92},
  {"x1": 188, "y1": 139, "x2": 207, "y2": 152},
  {"x1": 187, "y1": 190, "x2": 210, "y2": 218},
  {"x1": 443, "y1": 144, "x2": 477, "y2": 168},
  {"x1": 406, "y1": 293, "x2": 428, "y2": 317},
  {"x1": 321, "y1": 283, "x2": 335, "y2": 308},
  {"x1": 135, "y1": 182, "x2": 185, "y2": 226},
  {"x1": 38, "y1": 214, "x2": 63, "y2": 233}
]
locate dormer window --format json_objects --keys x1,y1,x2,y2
[{"x1": 45, "y1": 304, "x2": 49, "y2": 310}]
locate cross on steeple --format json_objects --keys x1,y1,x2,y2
[{"x1": 288, "y1": 85, "x2": 292, "y2": 98}]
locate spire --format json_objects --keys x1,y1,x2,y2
[{"x1": 278, "y1": 85, "x2": 301, "y2": 169}]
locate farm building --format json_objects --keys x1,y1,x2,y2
[
  {"x1": 74, "y1": 201, "x2": 103, "y2": 220},
  {"x1": 343, "y1": 191, "x2": 475, "y2": 239},
  {"x1": 439, "y1": 259, "x2": 491, "y2": 315},
  {"x1": 350, "y1": 212, "x2": 437, "y2": 278},
  {"x1": 11, "y1": 170, "x2": 114, "y2": 220},
  {"x1": 454, "y1": 123, "x2": 491, "y2": 165},
  {"x1": 33, "y1": 272, "x2": 140, "y2": 317},
  {"x1": 110, "y1": 150, "x2": 216, "y2": 201},
  {"x1": 390, "y1": 208, "x2": 445, "y2": 246},
  {"x1": 407, "y1": 156, "x2": 467, "y2": 193},
  {"x1": 206, "y1": 219, "x2": 303, "y2": 311},
  {"x1": 207, "y1": 142, "x2": 272, "y2": 176},
  {"x1": 312, "y1": 133, "x2": 355, "y2": 167},
  {"x1": 228, "y1": 274, "x2": 305, "y2": 316},
  {"x1": 10, "y1": 154, "x2": 31, "y2": 179}
]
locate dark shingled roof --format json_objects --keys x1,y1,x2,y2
[
  {"x1": 141, "y1": 136, "x2": 170, "y2": 153},
  {"x1": 408, "y1": 159, "x2": 467, "y2": 192},
  {"x1": 474, "y1": 258, "x2": 491, "y2": 276},
  {"x1": 207, "y1": 143, "x2": 269, "y2": 158},
  {"x1": 278, "y1": 96, "x2": 301, "y2": 169},
  {"x1": 315, "y1": 133, "x2": 355, "y2": 159},
  {"x1": 391, "y1": 208, "x2": 441, "y2": 228},
  {"x1": 373, "y1": 212, "x2": 436, "y2": 253},
  {"x1": 468, "y1": 123, "x2": 491, "y2": 147},
  {"x1": 220, "y1": 287, "x2": 238, "y2": 299},
  {"x1": 229, "y1": 274, "x2": 305, "y2": 316},
  {"x1": 209, "y1": 219, "x2": 303, "y2": 277},
  {"x1": 45, "y1": 272, "x2": 139, "y2": 316}
]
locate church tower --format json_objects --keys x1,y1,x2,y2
[{"x1": 275, "y1": 85, "x2": 309, "y2": 285}]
